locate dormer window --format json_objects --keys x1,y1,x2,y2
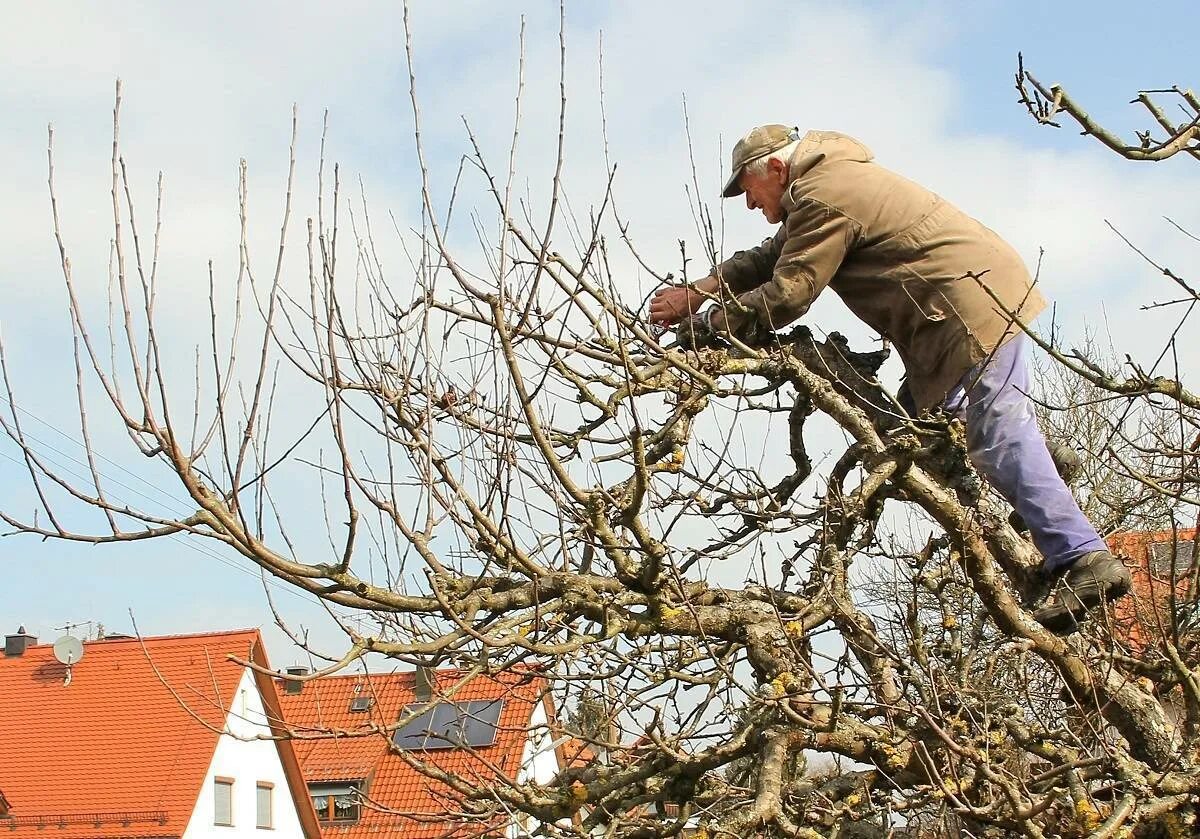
[{"x1": 309, "y1": 782, "x2": 362, "y2": 823}]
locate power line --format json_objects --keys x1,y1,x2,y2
[{"x1": 0, "y1": 397, "x2": 324, "y2": 608}]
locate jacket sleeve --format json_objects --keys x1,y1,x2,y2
[
  {"x1": 712, "y1": 228, "x2": 786, "y2": 294},
  {"x1": 713, "y1": 199, "x2": 859, "y2": 335}
]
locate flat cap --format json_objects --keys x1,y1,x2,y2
[{"x1": 722, "y1": 124, "x2": 800, "y2": 198}]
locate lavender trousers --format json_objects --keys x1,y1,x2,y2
[{"x1": 930, "y1": 334, "x2": 1106, "y2": 571}]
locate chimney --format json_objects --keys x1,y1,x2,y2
[
  {"x1": 5, "y1": 626, "x2": 37, "y2": 657},
  {"x1": 284, "y1": 665, "x2": 308, "y2": 695},
  {"x1": 414, "y1": 666, "x2": 434, "y2": 702}
]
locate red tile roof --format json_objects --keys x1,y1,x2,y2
[
  {"x1": 278, "y1": 667, "x2": 560, "y2": 839},
  {"x1": 1107, "y1": 529, "x2": 1199, "y2": 651},
  {"x1": 0, "y1": 629, "x2": 318, "y2": 839}
]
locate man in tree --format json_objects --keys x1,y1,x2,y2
[{"x1": 649, "y1": 124, "x2": 1129, "y2": 633}]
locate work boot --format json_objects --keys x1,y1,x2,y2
[
  {"x1": 1033, "y1": 550, "x2": 1132, "y2": 635},
  {"x1": 1019, "y1": 564, "x2": 1057, "y2": 610}
]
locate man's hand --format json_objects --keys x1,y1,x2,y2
[
  {"x1": 649, "y1": 283, "x2": 705, "y2": 326},
  {"x1": 677, "y1": 309, "x2": 724, "y2": 351}
]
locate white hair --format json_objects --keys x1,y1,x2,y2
[{"x1": 742, "y1": 139, "x2": 801, "y2": 178}]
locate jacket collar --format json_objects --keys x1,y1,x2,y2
[{"x1": 780, "y1": 131, "x2": 875, "y2": 216}]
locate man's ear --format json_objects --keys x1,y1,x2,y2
[{"x1": 767, "y1": 156, "x2": 788, "y2": 182}]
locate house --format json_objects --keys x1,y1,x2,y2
[
  {"x1": 277, "y1": 666, "x2": 580, "y2": 839},
  {"x1": 0, "y1": 627, "x2": 320, "y2": 839},
  {"x1": 1108, "y1": 528, "x2": 1199, "y2": 653}
]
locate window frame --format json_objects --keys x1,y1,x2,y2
[
  {"x1": 256, "y1": 781, "x2": 274, "y2": 830},
  {"x1": 309, "y1": 781, "x2": 363, "y2": 824},
  {"x1": 213, "y1": 777, "x2": 235, "y2": 827}
]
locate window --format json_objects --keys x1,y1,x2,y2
[
  {"x1": 1150, "y1": 540, "x2": 1196, "y2": 577},
  {"x1": 256, "y1": 782, "x2": 273, "y2": 829},
  {"x1": 309, "y1": 782, "x2": 362, "y2": 824},
  {"x1": 392, "y1": 700, "x2": 504, "y2": 750},
  {"x1": 214, "y1": 778, "x2": 234, "y2": 826},
  {"x1": 348, "y1": 696, "x2": 373, "y2": 713}
]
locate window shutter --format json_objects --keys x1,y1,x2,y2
[
  {"x1": 256, "y1": 783, "x2": 273, "y2": 829},
  {"x1": 214, "y1": 778, "x2": 234, "y2": 826}
]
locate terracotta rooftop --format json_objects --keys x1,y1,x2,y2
[
  {"x1": 0, "y1": 629, "x2": 315, "y2": 839},
  {"x1": 278, "y1": 667, "x2": 565, "y2": 839},
  {"x1": 1108, "y1": 528, "x2": 1199, "y2": 651}
]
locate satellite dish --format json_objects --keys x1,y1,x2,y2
[{"x1": 53, "y1": 635, "x2": 84, "y2": 666}]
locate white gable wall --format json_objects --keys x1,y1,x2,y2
[
  {"x1": 183, "y1": 668, "x2": 306, "y2": 839},
  {"x1": 517, "y1": 699, "x2": 561, "y2": 786},
  {"x1": 510, "y1": 699, "x2": 563, "y2": 837}
]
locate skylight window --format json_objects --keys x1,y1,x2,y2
[
  {"x1": 349, "y1": 696, "x2": 373, "y2": 713},
  {"x1": 391, "y1": 700, "x2": 504, "y2": 750},
  {"x1": 1150, "y1": 541, "x2": 1196, "y2": 576}
]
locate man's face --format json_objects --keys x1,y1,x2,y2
[{"x1": 739, "y1": 157, "x2": 789, "y2": 224}]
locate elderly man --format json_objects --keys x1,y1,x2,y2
[{"x1": 649, "y1": 125, "x2": 1129, "y2": 634}]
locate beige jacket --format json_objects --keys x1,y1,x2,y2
[{"x1": 712, "y1": 131, "x2": 1046, "y2": 410}]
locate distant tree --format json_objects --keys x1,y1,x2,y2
[{"x1": 566, "y1": 688, "x2": 611, "y2": 746}]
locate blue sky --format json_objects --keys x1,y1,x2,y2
[{"x1": 0, "y1": 1, "x2": 1196, "y2": 665}]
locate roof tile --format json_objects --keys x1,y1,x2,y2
[{"x1": 1108, "y1": 529, "x2": 1199, "y2": 651}]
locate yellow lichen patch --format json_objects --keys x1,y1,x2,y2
[
  {"x1": 653, "y1": 449, "x2": 687, "y2": 473},
  {"x1": 942, "y1": 614, "x2": 958, "y2": 629},
  {"x1": 771, "y1": 672, "x2": 801, "y2": 694},
  {"x1": 876, "y1": 743, "x2": 908, "y2": 772},
  {"x1": 934, "y1": 779, "x2": 963, "y2": 797},
  {"x1": 1073, "y1": 799, "x2": 1104, "y2": 832},
  {"x1": 784, "y1": 621, "x2": 804, "y2": 639}
]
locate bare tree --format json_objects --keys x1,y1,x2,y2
[
  {"x1": 3, "y1": 20, "x2": 1200, "y2": 838},
  {"x1": 1030, "y1": 339, "x2": 1189, "y2": 535}
]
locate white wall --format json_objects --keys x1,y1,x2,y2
[
  {"x1": 183, "y1": 669, "x2": 307, "y2": 839},
  {"x1": 510, "y1": 699, "x2": 564, "y2": 838},
  {"x1": 517, "y1": 700, "x2": 561, "y2": 786}
]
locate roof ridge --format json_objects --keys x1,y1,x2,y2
[
  {"x1": 8, "y1": 628, "x2": 263, "y2": 653},
  {"x1": 279, "y1": 664, "x2": 548, "y2": 682},
  {"x1": 1110, "y1": 527, "x2": 1197, "y2": 539},
  {"x1": 9, "y1": 628, "x2": 263, "y2": 650},
  {"x1": 87, "y1": 628, "x2": 261, "y2": 644}
]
